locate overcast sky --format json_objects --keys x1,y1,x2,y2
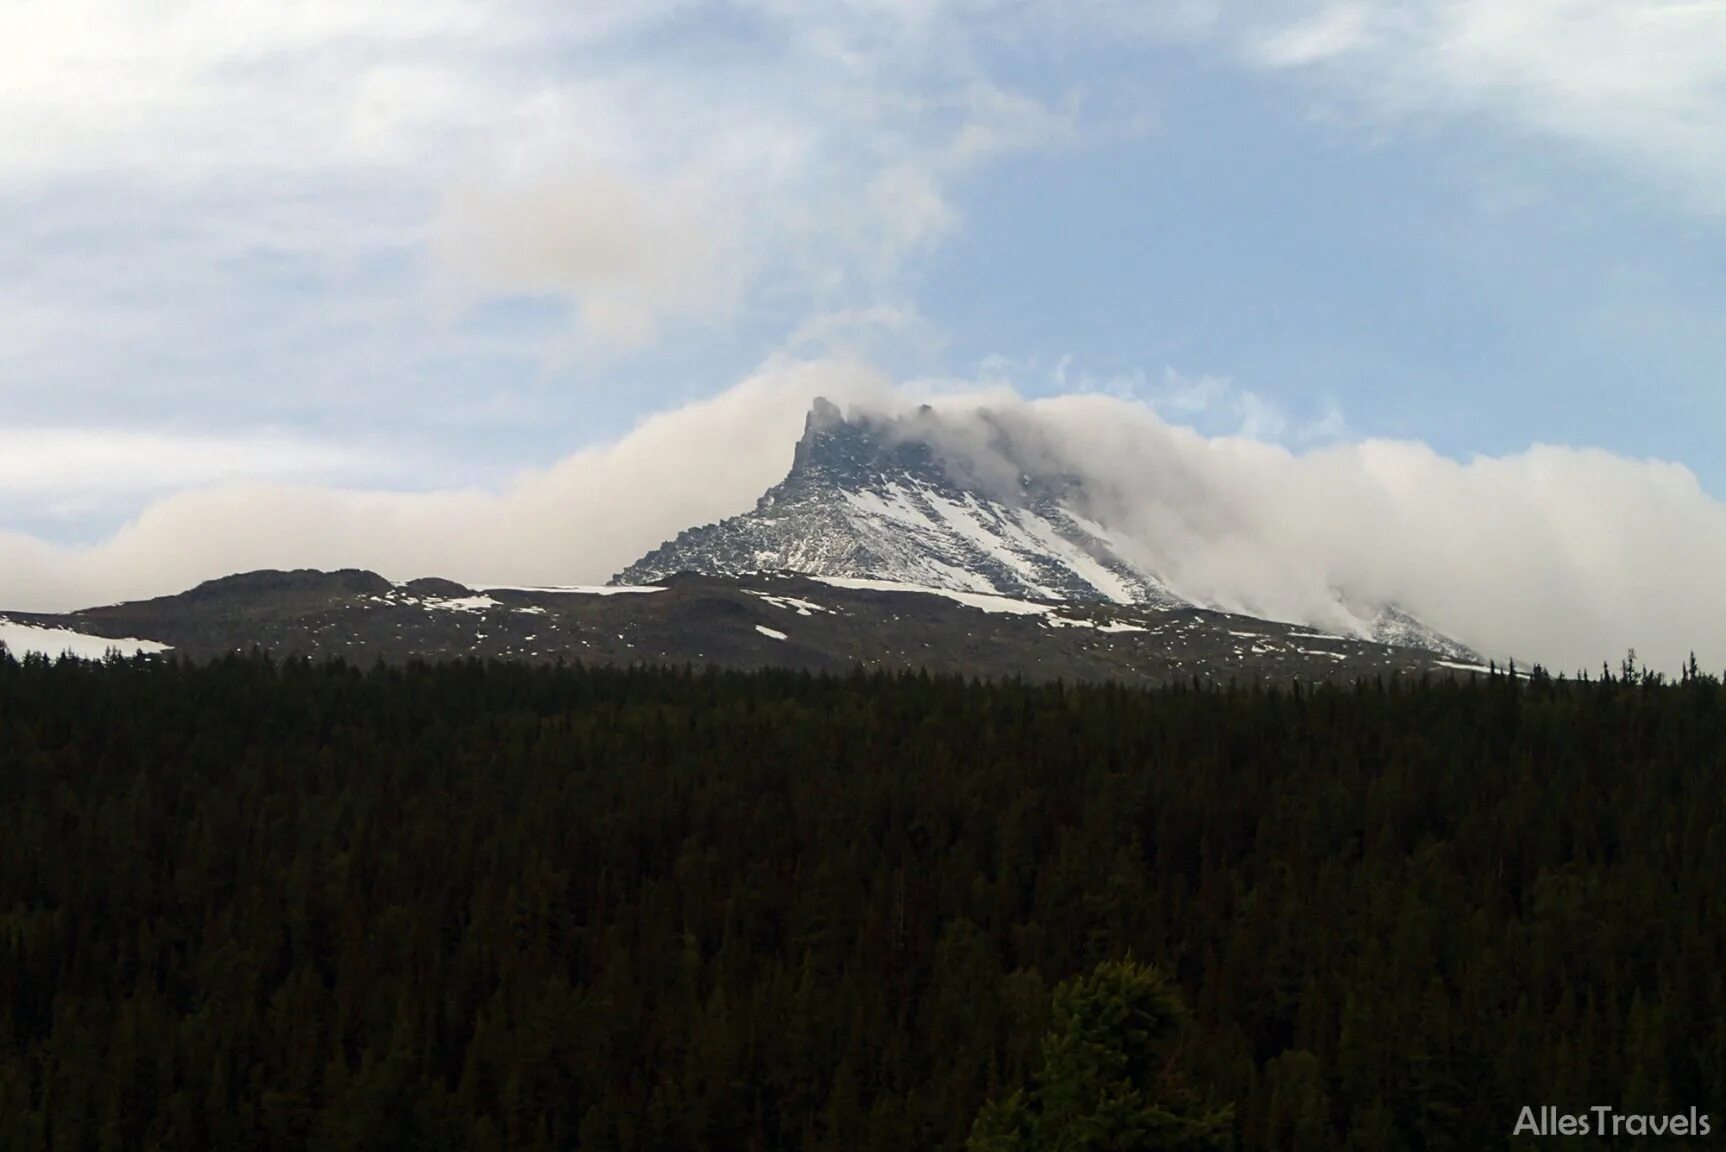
[{"x1": 4, "y1": 1, "x2": 1724, "y2": 671}]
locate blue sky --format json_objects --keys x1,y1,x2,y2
[
  {"x1": 3, "y1": 0, "x2": 1725, "y2": 665},
  {"x1": 928, "y1": 57, "x2": 1726, "y2": 467}
]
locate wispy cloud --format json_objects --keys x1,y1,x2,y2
[
  {"x1": 0, "y1": 358, "x2": 895, "y2": 611},
  {"x1": 986, "y1": 356, "x2": 1351, "y2": 446},
  {"x1": 1245, "y1": 3, "x2": 1374, "y2": 68},
  {"x1": 0, "y1": 428, "x2": 382, "y2": 495},
  {"x1": 0, "y1": 0, "x2": 1092, "y2": 433},
  {"x1": 1225, "y1": 0, "x2": 1726, "y2": 215}
]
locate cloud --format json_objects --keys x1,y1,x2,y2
[
  {"x1": 1246, "y1": 4, "x2": 1373, "y2": 68},
  {"x1": 0, "y1": 358, "x2": 894, "y2": 612},
  {"x1": 874, "y1": 387, "x2": 1726, "y2": 675},
  {"x1": 0, "y1": 0, "x2": 537, "y2": 187},
  {"x1": 3, "y1": 0, "x2": 1719, "y2": 669},
  {"x1": 1, "y1": 362, "x2": 1721, "y2": 676},
  {"x1": 0, "y1": 427, "x2": 381, "y2": 495},
  {"x1": 999, "y1": 358, "x2": 1351, "y2": 446},
  {"x1": 0, "y1": 0, "x2": 1095, "y2": 443},
  {"x1": 432, "y1": 161, "x2": 728, "y2": 348},
  {"x1": 1224, "y1": 0, "x2": 1726, "y2": 215}
]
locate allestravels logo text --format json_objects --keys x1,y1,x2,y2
[{"x1": 1515, "y1": 1106, "x2": 1711, "y2": 1138}]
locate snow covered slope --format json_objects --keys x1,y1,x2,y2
[
  {"x1": 1341, "y1": 601, "x2": 1483, "y2": 665},
  {"x1": 615, "y1": 398, "x2": 1482, "y2": 661},
  {"x1": 617, "y1": 398, "x2": 1186, "y2": 607},
  {"x1": 0, "y1": 618, "x2": 171, "y2": 660}
]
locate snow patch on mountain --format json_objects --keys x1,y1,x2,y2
[
  {"x1": 811, "y1": 575, "x2": 1053, "y2": 615},
  {"x1": 424, "y1": 595, "x2": 502, "y2": 613},
  {"x1": 618, "y1": 400, "x2": 1185, "y2": 608},
  {"x1": 0, "y1": 618, "x2": 171, "y2": 659},
  {"x1": 615, "y1": 398, "x2": 1483, "y2": 661},
  {"x1": 748, "y1": 592, "x2": 833, "y2": 616},
  {"x1": 479, "y1": 584, "x2": 665, "y2": 595}
]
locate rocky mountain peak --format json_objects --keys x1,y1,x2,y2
[
  {"x1": 615, "y1": 398, "x2": 1182, "y2": 606},
  {"x1": 787, "y1": 397, "x2": 947, "y2": 494},
  {"x1": 612, "y1": 397, "x2": 1483, "y2": 660}
]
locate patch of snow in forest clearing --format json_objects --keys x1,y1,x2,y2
[
  {"x1": 755, "y1": 625, "x2": 789, "y2": 641},
  {"x1": 0, "y1": 619, "x2": 171, "y2": 659}
]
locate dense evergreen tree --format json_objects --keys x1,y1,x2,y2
[
  {"x1": 0, "y1": 645, "x2": 1722, "y2": 1149},
  {"x1": 968, "y1": 958, "x2": 1231, "y2": 1151}
]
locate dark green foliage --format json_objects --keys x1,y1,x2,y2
[
  {"x1": 0, "y1": 647, "x2": 1723, "y2": 1150},
  {"x1": 968, "y1": 958, "x2": 1231, "y2": 1150}
]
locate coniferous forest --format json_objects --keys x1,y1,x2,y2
[{"x1": 1, "y1": 646, "x2": 1723, "y2": 1150}]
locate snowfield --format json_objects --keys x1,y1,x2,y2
[
  {"x1": 809, "y1": 576, "x2": 1155, "y2": 633},
  {"x1": 0, "y1": 619, "x2": 171, "y2": 660},
  {"x1": 812, "y1": 575, "x2": 1048, "y2": 614}
]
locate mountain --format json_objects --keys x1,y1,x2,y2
[
  {"x1": 0, "y1": 569, "x2": 1497, "y2": 686},
  {"x1": 0, "y1": 401, "x2": 1490, "y2": 678},
  {"x1": 617, "y1": 398, "x2": 1481, "y2": 661},
  {"x1": 620, "y1": 398, "x2": 1185, "y2": 606}
]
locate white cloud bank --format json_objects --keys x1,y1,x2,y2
[
  {"x1": 1, "y1": 358, "x2": 1720, "y2": 677},
  {"x1": 1227, "y1": 0, "x2": 1726, "y2": 214}
]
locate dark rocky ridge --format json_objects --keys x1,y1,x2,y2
[{"x1": 0, "y1": 568, "x2": 1496, "y2": 686}]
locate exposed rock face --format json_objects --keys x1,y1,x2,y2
[
  {"x1": 616, "y1": 400, "x2": 1186, "y2": 607},
  {"x1": 616, "y1": 399, "x2": 1481, "y2": 661}
]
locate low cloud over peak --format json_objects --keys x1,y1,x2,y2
[{"x1": 2, "y1": 360, "x2": 1720, "y2": 677}]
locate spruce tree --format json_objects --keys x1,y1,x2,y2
[{"x1": 969, "y1": 959, "x2": 1233, "y2": 1151}]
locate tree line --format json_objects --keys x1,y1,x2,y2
[{"x1": 0, "y1": 646, "x2": 1722, "y2": 1149}]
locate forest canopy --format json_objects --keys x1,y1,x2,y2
[{"x1": 0, "y1": 648, "x2": 1722, "y2": 1150}]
